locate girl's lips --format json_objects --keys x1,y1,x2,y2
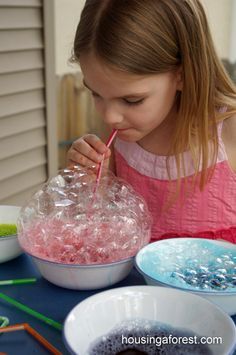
[{"x1": 117, "y1": 129, "x2": 132, "y2": 139}]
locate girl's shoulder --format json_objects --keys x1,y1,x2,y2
[{"x1": 222, "y1": 113, "x2": 236, "y2": 171}]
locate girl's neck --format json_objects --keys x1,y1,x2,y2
[{"x1": 138, "y1": 105, "x2": 178, "y2": 156}]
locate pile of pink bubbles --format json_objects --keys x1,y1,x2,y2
[{"x1": 18, "y1": 166, "x2": 152, "y2": 265}]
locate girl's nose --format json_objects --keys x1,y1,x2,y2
[{"x1": 101, "y1": 104, "x2": 123, "y2": 125}]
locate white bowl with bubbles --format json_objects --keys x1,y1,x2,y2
[
  {"x1": 63, "y1": 285, "x2": 236, "y2": 355},
  {"x1": 28, "y1": 253, "x2": 134, "y2": 290},
  {"x1": 135, "y1": 238, "x2": 236, "y2": 315},
  {"x1": 18, "y1": 166, "x2": 151, "y2": 290}
]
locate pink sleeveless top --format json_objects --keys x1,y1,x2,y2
[{"x1": 114, "y1": 122, "x2": 236, "y2": 243}]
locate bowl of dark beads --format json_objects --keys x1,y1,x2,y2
[
  {"x1": 63, "y1": 285, "x2": 236, "y2": 355},
  {"x1": 135, "y1": 238, "x2": 236, "y2": 315}
]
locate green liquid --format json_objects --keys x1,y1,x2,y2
[{"x1": 0, "y1": 224, "x2": 17, "y2": 237}]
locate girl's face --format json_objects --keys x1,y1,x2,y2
[{"x1": 80, "y1": 53, "x2": 182, "y2": 142}]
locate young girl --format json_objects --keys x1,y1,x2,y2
[{"x1": 67, "y1": 0, "x2": 236, "y2": 243}]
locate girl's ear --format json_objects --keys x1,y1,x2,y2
[{"x1": 176, "y1": 66, "x2": 183, "y2": 91}]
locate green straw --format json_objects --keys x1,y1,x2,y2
[
  {"x1": 0, "y1": 292, "x2": 62, "y2": 331},
  {"x1": 0, "y1": 278, "x2": 37, "y2": 286},
  {"x1": 0, "y1": 316, "x2": 9, "y2": 327}
]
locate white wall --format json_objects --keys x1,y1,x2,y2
[
  {"x1": 229, "y1": 0, "x2": 236, "y2": 61},
  {"x1": 54, "y1": 0, "x2": 234, "y2": 76},
  {"x1": 54, "y1": 0, "x2": 85, "y2": 76},
  {"x1": 201, "y1": 0, "x2": 233, "y2": 58}
]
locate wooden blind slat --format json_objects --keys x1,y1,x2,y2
[
  {"x1": 0, "y1": 90, "x2": 45, "y2": 118},
  {"x1": 0, "y1": 128, "x2": 46, "y2": 160},
  {"x1": 0, "y1": 184, "x2": 44, "y2": 205},
  {"x1": 0, "y1": 0, "x2": 41, "y2": 7},
  {"x1": 0, "y1": 50, "x2": 43, "y2": 74},
  {"x1": 0, "y1": 166, "x2": 47, "y2": 200},
  {"x1": 0, "y1": 29, "x2": 43, "y2": 52},
  {"x1": 0, "y1": 8, "x2": 42, "y2": 29},
  {"x1": 0, "y1": 185, "x2": 42, "y2": 206},
  {"x1": 0, "y1": 147, "x2": 46, "y2": 181},
  {"x1": 0, "y1": 109, "x2": 45, "y2": 138},
  {"x1": 0, "y1": 70, "x2": 44, "y2": 96}
]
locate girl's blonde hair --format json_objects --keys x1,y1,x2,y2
[{"x1": 72, "y1": 0, "x2": 236, "y2": 189}]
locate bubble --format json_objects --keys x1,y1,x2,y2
[
  {"x1": 88, "y1": 319, "x2": 213, "y2": 355},
  {"x1": 18, "y1": 166, "x2": 152, "y2": 264},
  {"x1": 143, "y1": 240, "x2": 236, "y2": 292}
]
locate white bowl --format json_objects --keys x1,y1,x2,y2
[
  {"x1": 63, "y1": 285, "x2": 236, "y2": 355},
  {"x1": 29, "y1": 254, "x2": 134, "y2": 290},
  {"x1": 0, "y1": 205, "x2": 22, "y2": 263},
  {"x1": 135, "y1": 238, "x2": 236, "y2": 315}
]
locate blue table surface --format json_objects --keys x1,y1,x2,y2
[{"x1": 0, "y1": 254, "x2": 235, "y2": 355}]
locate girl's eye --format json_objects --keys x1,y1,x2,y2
[
  {"x1": 92, "y1": 92, "x2": 100, "y2": 98},
  {"x1": 123, "y1": 98, "x2": 144, "y2": 106}
]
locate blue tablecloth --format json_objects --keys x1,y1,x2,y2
[{"x1": 0, "y1": 254, "x2": 235, "y2": 354}]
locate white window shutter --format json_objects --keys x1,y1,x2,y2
[{"x1": 0, "y1": 0, "x2": 57, "y2": 205}]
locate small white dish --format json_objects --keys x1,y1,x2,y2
[
  {"x1": 0, "y1": 205, "x2": 22, "y2": 263},
  {"x1": 63, "y1": 285, "x2": 236, "y2": 355}
]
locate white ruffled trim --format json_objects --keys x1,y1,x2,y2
[{"x1": 114, "y1": 123, "x2": 227, "y2": 180}]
